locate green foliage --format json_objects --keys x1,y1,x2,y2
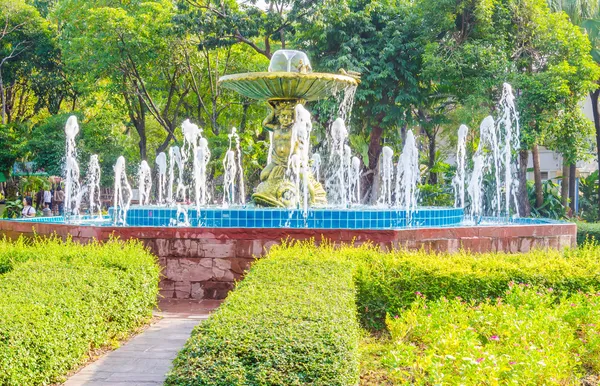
[
  {"x1": 418, "y1": 183, "x2": 454, "y2": 207},
  {"x1": 576, "y1": 221, "x2": 600, "y2": 245},
  {"x1": 579, "y1": 171, "x2": 599, "y2": 221},
  {"x1": 1, "y1": 198, "x2": 22, "y2": 218},
  {"x1": 527, "y1": 179, "x2": 567, "y2": 219},
  {"x1": 0, "y1": 124, "x2": 27, "y2": 175},
  {"x1": 0, "y1": 236, "x2": 160, "y2": 385},
  {"x1": 165, "y1": 243, "x2": 360, "y2": 386},
  {"x1": 353, "y1": 245, "x2": 600, "y2": 330},
  {"x1": 383, "y1": 284, "x2": 600, "y2": 383}
]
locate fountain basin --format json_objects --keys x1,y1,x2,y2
[
  {"x1": 219, "y1": 72, "x2": 359, "y2": 101},
  {"x1": 0, "y1": 216, "x2": 577, "y2": 300}
]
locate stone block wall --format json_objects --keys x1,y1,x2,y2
[{"x1": 0, "y1": 220, "x2": 577, "y2": 300}]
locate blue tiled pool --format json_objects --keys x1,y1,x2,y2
[
  {"x1": 10, "y1": 207, "x2": 563, "y2": 229},
  {"x1": 112, "y1": 206, "x2": 464, "y2": 229}
]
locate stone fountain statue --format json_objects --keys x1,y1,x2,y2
[{"x1": 219, "y1": 50, "x2": 360, "y2": 207}]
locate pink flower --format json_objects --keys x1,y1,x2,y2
[
  {"x1": 476, "y1": 358, "x2": 484, "y2": 363},
  {"x1": 394, "y1": 315, "x2": 399, "y2": 319},
  {"x1": 490, "y1": 335, "x2": 500, "y2": 341},
  {"x1": 415, "y1": 291, "x2": 423, "y2": 297},
  {"x1": 509, "y1": 361, "x2": 516, "y2": 365}
]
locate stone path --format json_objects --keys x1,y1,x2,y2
[{"x1": 63, "y1": 299, "x2": 222, "y2": 386}]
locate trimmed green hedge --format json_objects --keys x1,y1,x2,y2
[
  {"x1": 577, "y1": 222, "x2": 600, "y2": 245},
  {"x1": 354, "y1": 245, "x2": 600, "y2": 330},
  {"x1": 165, "y1": 244, "x2": 361, "y2": 386},
  {"x1": 0, "y1": 237, "x2": 160, "y2": 385}
]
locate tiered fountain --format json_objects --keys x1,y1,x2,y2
[{"x1": 0, "y1": 50, "x2": 576, "y2": 300}]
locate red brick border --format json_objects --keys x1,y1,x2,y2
[{"x1": 0, "y1": 220, "x2": 576, "y2": 299}]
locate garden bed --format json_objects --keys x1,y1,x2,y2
[{"x1": 168, "y1": 242, "x2": 600, "y2": 385}]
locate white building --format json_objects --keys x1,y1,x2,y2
[{"x1": 525, "y1": 97, "x2": 597, "y2": 181}]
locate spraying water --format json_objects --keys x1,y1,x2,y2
[
  {"x1": 453, "y1": 124, "x2": 469, "y2": 208},
  {"x1": 466, "y1": 83, "x2": 521, "y2": 218},
  {"x1": 231, "y1": 128, "x2": 245, "y2": 205},
  {"x1": 349, "y1": 156, "x2": 361, "y2": 204},
  {"x1": 497, "y1": 83, "x2": 521, "y2": 217},
  {"x1": 113, "y1": 156, "x2": 132, "y2": 225},
  {"x1": 155, "y1": 152, "x2": 167, "y2": 204},
  {"x1": 138, "y1": 160, "x2": 152, "y2": 206},
  {"x1": 379, "y1": 146, "x2": 394, "y2": 206},
  {"x1": 64, "y1": 116, "x2": 81, "y2": 218},
  {"x1": 467, "y1": 154, "x2": 485, "y2": 219},
  {"x1": 286, "y1": 104, "x2": 313, "y2": 212},
  {"x1": 194, "y1": 137, "x2": 211, "y2": 208},
  {"x1": 86, "y1": 155, "x2": 102, "y2": 217},
  {"x1": 395, "y1": 130, "x2": 420, "y2": 219},
  {"x1": 327, "y1": 118, "x2": 349, "y2": 206},
  {"x1": 267, "y1": 131, "x2": 274, "y2": 166},
  {"x1": 311, "y1": 153, "x2": 322, "y2": 182},
  {"x1": 168, "y1": 146, "x2": 185, "y2": 204},
  {"x1": 222, "y1": 149, "x2": 237, "y2": 207}
]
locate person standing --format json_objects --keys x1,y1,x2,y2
[
  {"x1": 22, "y1": 197, "x2": 36, "y2": 218},
  {"x1": 35, "y1": 189, "x2": 43, "y2": 211},
  {"x1": 43, "y1": 188, "x2": 52, "y2": 212},
  {"x1": 54, "y1": 185, "x2": 65, "y2": 216}
]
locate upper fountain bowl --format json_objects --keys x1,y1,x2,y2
[{"x1": 219, "y1": 49, "x2": 359, "y2": 101}]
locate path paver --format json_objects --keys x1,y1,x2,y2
[{"x1": 63, "y1": 299, "x2": 221, "y2": 386}]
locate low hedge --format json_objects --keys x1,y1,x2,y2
[
  {"x1": 0, "y1": 237, "x2": 160, "y2": 385},
  {"x1": 576, "y1": 222, "x2": 600, "y2": 245},
  {"x1": 354, "y1": 245, "x2": 600, "y2": 330},
  {"x1": 165, "y1": 244, "x2": 361, "y2": 386}
]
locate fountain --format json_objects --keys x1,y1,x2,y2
[
  {"x1": 219, "y1": 50, "x2": 358, "y2": 207},
  {"x1": 113, "y1": 156, "x2": 132, "y2": 226},
  {"x1": 0, "y1": 51, "x2": 576, "y2": 301},
  {"x1": 64, "y1": 116, "x2": 81, "y2": 219},
  {"x1": 85, "y1": 155, "x2": 102, "y2": 218}
]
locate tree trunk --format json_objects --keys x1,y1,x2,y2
[
  {"x1": 363, "y1": 122, "x2": 384, "y2": 203},
  {"x1": 569, "y1": 163, "x2": 577, "y2": 217},
  {"x1": 518, "y1": 149, "x2": 531, "y2": 217},
  {"x1": 561, "y1": 160, "x2": 570, "y2": 208},
  {"x1": 136, "y1": 122, "x2": 147, "y2": 161},
  {"x1": 531, "y1": 144, "x2": 543, "y2": 209},
  {"x1": 590, "y1": 89, "x2": 600, "y2": 219},
  {"x1": 428, "y1": 134, "x2": 437, "y2": 185},
  {"x1": 0, "y1": 68, "x2": 5, "y2": 125}
]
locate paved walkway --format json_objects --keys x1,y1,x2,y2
[{"x1": 64, "y1": 299, "x2": 222, "y2": 386}]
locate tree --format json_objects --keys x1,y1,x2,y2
[
  {"x1": 548, "y1": 0, "x2": 600, "y2": 218},
  {"x1": 55, "y1": 0, "x2": 189, "y2": 160},
  {"x1": 420, "y1": 0, "x2": 599, "y2": 214},
  {"x1": 0, "y1": 0, "x2": 59, "y2": 124},
  {"x1": 299, "y1": 0, "x2": 426, "y2": 201},
  {"x1": 181, "y1": 0, "x2": 323, "y2": 59}
]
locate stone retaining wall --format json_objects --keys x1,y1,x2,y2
[{"x1": 0, "y1": 220, "x2": 577, "y2": 299}]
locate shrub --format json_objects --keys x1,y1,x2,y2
[
  {"x1": 165, "y1": 243, "x2": 361, "y2": 386},
  {"x1": 383, "y1": 284, "x2": 600, "y2": 384},
  {"x1": 0, "y1": 237, "x2": 160, "y2": 385},
  {"x1": 354, "y1": 246, "x2": 600, "y2": 330},
  {"x1": 576, "y1": 222, "x2": 600, "y2": 245}
]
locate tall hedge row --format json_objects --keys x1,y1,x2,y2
[
  {"x1": 165, "y1": 244, "x2": 361, "y2": 386},
  {"x1": 0, "y1": 237, "x2": 160, "y2": 386},
  {"x1": 354, "y1": 244, "x2": 600, "y2": 330}
]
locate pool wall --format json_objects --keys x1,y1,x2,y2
[{"x1": 0, "y1": 220, "x2": 577, "y2": 299}]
